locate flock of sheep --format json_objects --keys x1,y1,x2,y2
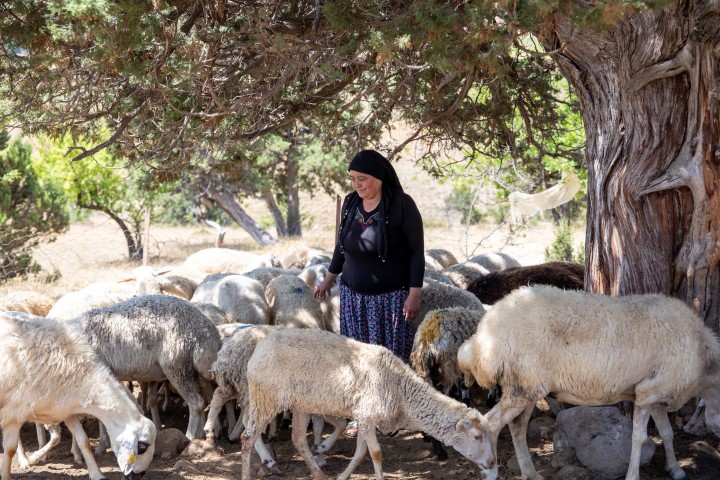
[{"x1": 1, "y1": 245, "x2": 719, "y2": 480}]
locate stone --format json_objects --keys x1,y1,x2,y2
[
  {"x1": 154, "y1": 428, "x2": 191, "y2": 459},
  {"x1": 553, "y1": 406, "x2": 655, "y2": 479}
]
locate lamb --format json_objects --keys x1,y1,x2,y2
[
  {"x1": 0, "y1": 311, "x2": 156, "y2": 480},
  {"x1": 204, "y1": 324, "x2": 346, "y2": 473},
  {"x1": 241, "y1": 328, "x2": 497, "y2": 480},
  {"x1": 466, "y1": 261, "x2": 584, "y2": 305},
  {"x1": 74, "y1": 294, "x2": 222, "y2": 441},
  {"x1": 265, "y1": 274, "x2": 325, "y2": 330},
  {"x1": 0, "y1": 290, "x2": 55, "y2": 316},
  {"x1": 191, "y1": 273, "x2": 270, "y2": 325},
  {"x1": 410, "y1": 307, "x2": 486, "y2": 461},
  {"x1": 415, "y1": 278, "x2": 486, "y2": 329},
  {"x1": 458, "y1": 285, "x2": 720, "y2": 480}
]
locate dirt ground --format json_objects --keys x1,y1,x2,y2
[{"x1": 8, "y1": 397, "x2": 720, "y2": 480}]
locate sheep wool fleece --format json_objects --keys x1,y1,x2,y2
[{"x1": 339, "y1": 282, "x2": 414, "y2": 364}]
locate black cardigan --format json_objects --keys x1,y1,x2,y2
[{"x1": 328, "y1": 190, "x2": 425, "y2": 294}]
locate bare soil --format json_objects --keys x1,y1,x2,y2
[{"x1": 9, "y1": 398, "x2": 720, "y2": 480}]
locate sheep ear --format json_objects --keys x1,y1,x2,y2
[
  {"x1": 116, "y1": 440, "x2": 136, "y2": 476},
  {"x1": 455, "y1": 419, "x2": 469, "y2": 434}
]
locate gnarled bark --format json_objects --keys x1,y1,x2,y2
[{"x1": 538, "y1": 0, "x2": 720, "y2": 330}]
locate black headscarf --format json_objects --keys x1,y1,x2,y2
[{"x1": 338, "y1": 150, "x2": 403, "y2": 261}]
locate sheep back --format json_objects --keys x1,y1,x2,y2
[
  {"x1": 265, "y1": 274, "x2": 324, "y2": 329},
  {"x1": 459, "y1": 286, "x2": 720, "y2": 409},
  {"x1": 466, "y1": 261, "x2": 585, "y2": 305},
  {"x1": 417, "y1": 279, "x2": 485, "y2": 329},
  {"x1": 191, "y1": 274, "x2": 269, "y2": 325},
  {"x1": 76, "y1": 295, "x2": 222, "y2": 381}
]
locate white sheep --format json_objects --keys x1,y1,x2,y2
[
  {"x1": 265, "y1": 274, "x2": 325, "y2": 330},
  {"x1": 0, "y1": 311, "x2": 156, "y2": 480},
  {"x1": 243, "y1": 266, "x2": 300, "y2": 289},
  {"x1": 179, "y1": 247, "x2": 282, "y2": 283},
  {"x1": 466, "y1": 252, "x2": 521, "y2": 271},
  {"x1": 0, "y1": 290, "x2": 55, "y2": 316},
  {"x1": 191, "y1": 273, "x2": 270, "y2": 325},
  {"x1": 127, "y1": 265, "x2": 198, "y2": 300},
  {"x1": 240, "y1": 328, "x2": 497, "y2": 480},
  {"x1": 48, "y1": 285, "x2": 135, "y2": 320},
  {"x1": 458, "y1": 285, "x2": 720, "y2": 480},
  {"x1": 75, "y1": 294, "x2": 222, "y2": 441}
]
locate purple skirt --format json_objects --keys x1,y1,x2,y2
[{"x1": 339, "y1": 282, "x2": 414, "y2": 364}]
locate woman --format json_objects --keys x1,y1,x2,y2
[{"x1": 314, "y1": 149, "x2": 425, "y2": 364}]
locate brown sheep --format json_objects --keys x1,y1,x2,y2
[{"x1": 466, "y1": 261, "x2": 584, "y2": 305}]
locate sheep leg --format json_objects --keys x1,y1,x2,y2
[
  {"x1": 336, "y1": 426, "x2": 369, "y2": 480},
  {"x1": 484, "y1": 396, "x2": 535, "y2": 477},
  {"x1": 145, "y1": 381, "x2": 162, "y2": 430},
  {"x1": 203, "y1": 388, "x2": 233, "y2": 444},
  {"x1": 70, "y1": 434, "x2": 83, "y2": 464},
  {"x1": 22, "y1": 424, "x2": 62, "y2": 466},
  {"x1": 626, "y1": 404, "x2": 652, "y2": 480},
  {"x1": 241, "y1": 406, "x2": 280, "y2": 473},
  {"x1": 64, "y1": 415, "x2": 107, "y2": 480},
  {"x1": 291, "y1": 411, "x2": 330, "y2": 480},
  {"x1": 172, "y1": 379, "x2": 206, "y2": 440},
  {"x1": 94, "y1": 420, "x2": 110, "y2": 455},
  {"x1": 1, "y1": 421, "x2": 20, "y2": 480},
  {"x1": 650, "y1": 407, "x2": 686, "y2": 480},
  {"x1": 16, "y1": 422, "x2": 49, "y2": 468},
  {"x1": 224, "y1": 401, "x2": 238, "y2": 436},
  {"x1": 241, "y1": 412, "x2": 275, "y2": 480},
  {"x1": 507, "y1": 403, "x2": 540, "y2": 480},
  {"x1": 362, "y1": 424, "x2": 385, "y2": 480},
  {"x1": 312, "y1": 416, "x2": 347, "y2": 454}
]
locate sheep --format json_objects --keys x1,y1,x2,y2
[
  {"x1": 416, "y1": 278, "x2": 486, "y2": 329},
  {"x1": 0, "y1": 290, "x2": 55, "y2": 316},
  {"x1": 240, "y1": 328, "x2": 497, "y2": 480},
  {"x1": 425, "y1": 248, "x2": 458, "y2": 271},
  {"x1": 457, "y1": 285, "x2": 720, "y2": 480},
  {"x1": 128, "y1": 265, "x2": 198, "y2": 300},
  {"x1": 410, "y1": 307, "x2": 486, "y2": 461},
  {"x1": 281, "y1": 245, "x2": 332, "y2": 269},
  {"x1": 466, "y1": 252, "x2": 521, "y2": 271},
  {"x1": 243, "y1": 266, "x2": 300, "y2": 289},
  {"x1": 440, "y1": 262, "x2": 491, "y2": 289},
  {"x1": 0, "y1": 311, "x2": 156, "y2": 480},
  {"x1": 48, "y1": 287, "x2": 134, "y2": 320},
  {"x1": 297, "y1": 263, "x2": 330, "y2": 289},
  {"x1": 466, "y1": 261, "x2": 585, "y2": 305},
  {"x1": 179, "y1": 247, "x2": 282, "y2": 283},
  {"x1": 204, "y1": 324, "x2": 346, "y2": 473},
  {"x1": 194, "y1": 301, "x2": 229, "y2": 326},
  {"x1": 74, "y1": 294, "x2": 222, "y2": 441},
  {"x1": 191, "y1": 273, "x2": 270, "y2": 325},
  {"x1": 264, "y1": 274, "x2": 325, "y2": 330}
]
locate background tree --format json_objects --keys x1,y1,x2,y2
[
  {"x1": 1, "y1": 0, "x2": 718, "y2": 330},
  {"x1": 0, "y1": 131, "x2": 69, "y2": 282}
]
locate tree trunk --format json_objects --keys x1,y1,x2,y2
[
  {"x1": 77, "y1": 201, "x2": 142, "y2": 260},
  {"x1": 262, "y1": 187, "x2": 289, "y2": 238},
  {"x1": 286, "y1": 155, "x2": 302, "y2": 236},
  {"x1": 538, "y1": 1, "x2": 720, "y2": 330},
  {"x1": 202, "y1": 188, "x2": 277, "y2": 246}
]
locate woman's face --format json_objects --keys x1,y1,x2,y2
[{"x1": 349, "y1": 170, "x2": 382, "y2": 200}]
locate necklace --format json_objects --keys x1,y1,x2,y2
[{"x1": 354, "y1": 208, "x2": 380, "y2": 231}]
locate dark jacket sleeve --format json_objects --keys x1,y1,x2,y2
[{"x1": 401, "y1": 193, "x2": 425, "y2": 288}]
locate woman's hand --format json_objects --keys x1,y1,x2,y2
[
  {"x1": 403, "y1": 287, "x2": 421, "y2": 323},
  {"x1": 313, "y1": 272, "x2": 339, "y2": 299}
]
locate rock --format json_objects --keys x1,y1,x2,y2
[
  {"x1": 528, "y1": 416, "x2": 557, "y2": 442},
  {"x1": 181, "y1": 438, "x2": 223, "y2": 461},
  {"x1": 553, "y1": 406, "x2": 655, "y2": 479},
  {"x1": 551, "y1": 446, "x2": 579, "y2": 469},
  {"x1": 173, "y1": 459, "x2": 201, "y2": 473},
  {"x1": 154, "y1": 428, "x2": 191, "y2": 459},
  {"x1": 677, "y1": 440, "x2": 720, "y2": 479},
  {"x1": 556, "y1": 464, "x2": 595, "y2": 479}
]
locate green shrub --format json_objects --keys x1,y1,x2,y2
[{"x1": 545, "y1": 219, "x2": 585, "y2": 264}]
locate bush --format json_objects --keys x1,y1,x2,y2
[{"x1": 545, "y1": 219, "x2": 584, "y2": 264}]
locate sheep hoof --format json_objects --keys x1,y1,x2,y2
[
  {"x1": 313, "y1": 454, "x2": 328, "y2": 468},
  {"x1": 667, "y1": 466, "x2": 687, "y2": 480},
  {"x1": 263, "y1": 461, "x2": 282, "y2": 475}
]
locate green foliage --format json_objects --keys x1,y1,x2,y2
[
  {"x1": 444, "y1": 184, "x2": 485, "y2": 225},
  {"x1": 0, "y1": 132, "x2": 69, "y2": 282},
  {"x1": 544, "y1": 219, "x2": 585, "y2": 264}
]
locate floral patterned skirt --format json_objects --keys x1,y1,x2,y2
[{"x1": 339, "y1": 282, "x2": 414, "y2": 364}]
